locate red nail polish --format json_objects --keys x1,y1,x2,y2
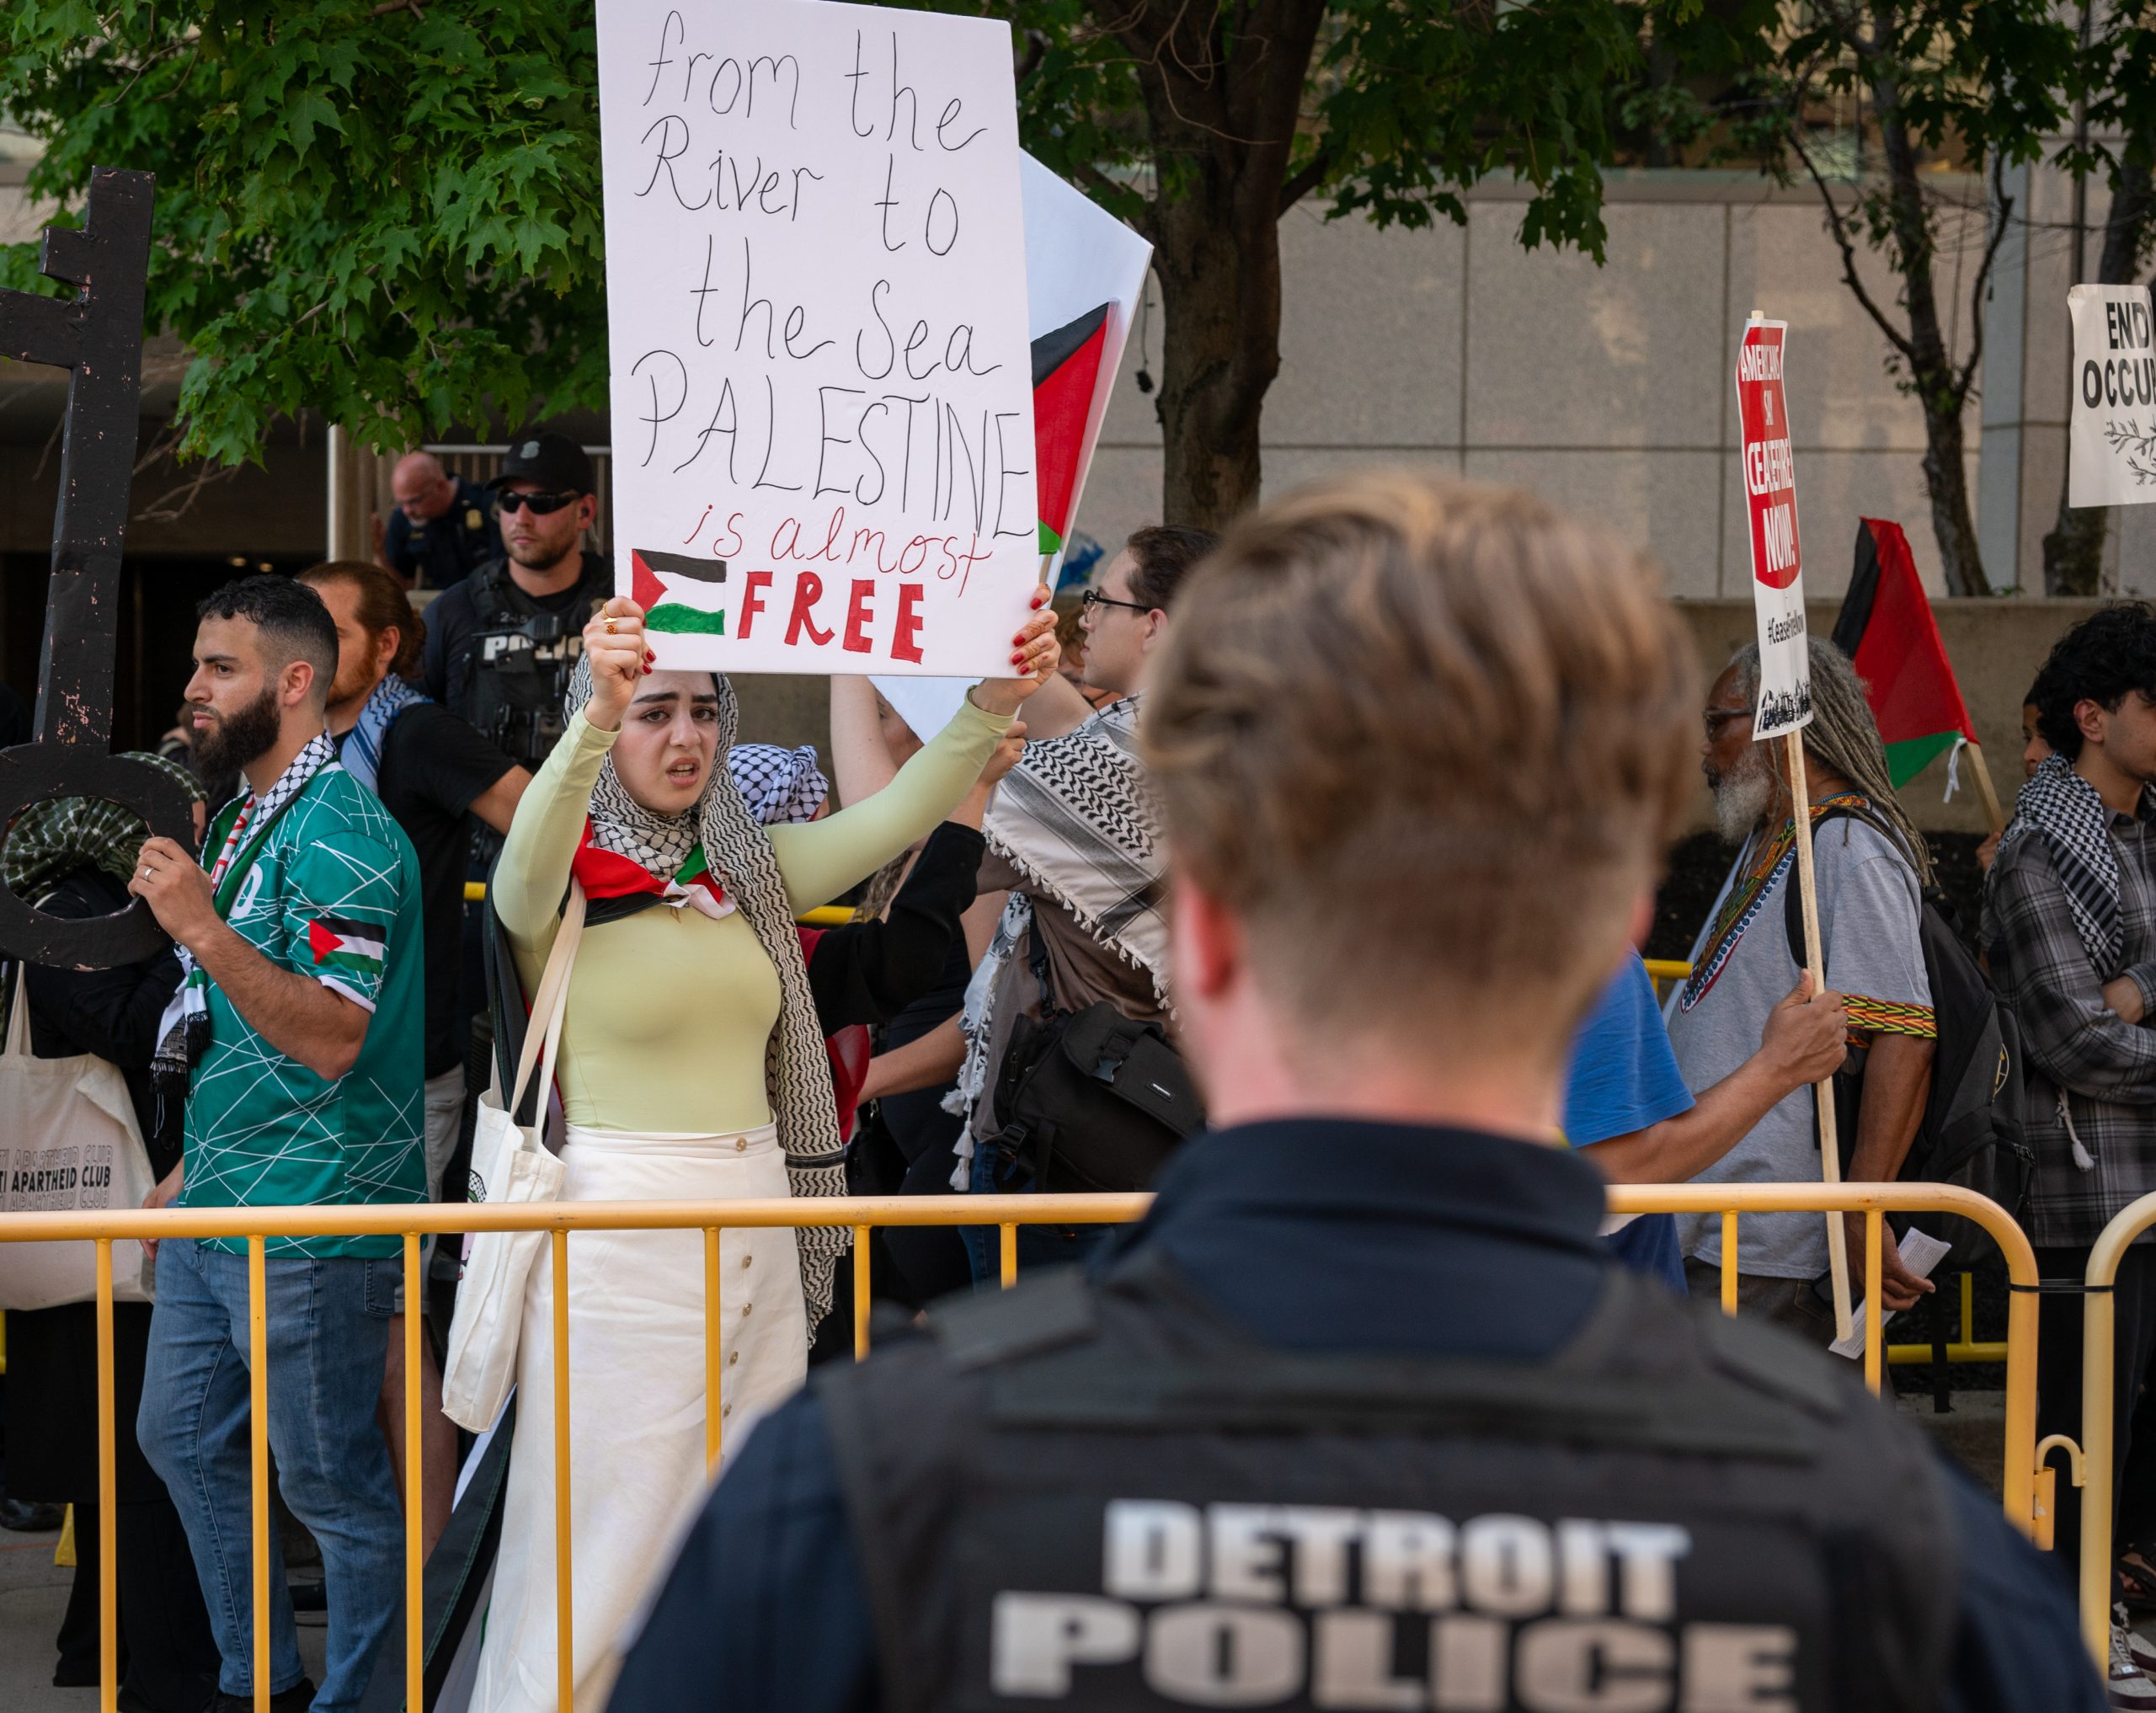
[{"x1": 1010, "y1": 653, "x2": 1024, "y2": 665}]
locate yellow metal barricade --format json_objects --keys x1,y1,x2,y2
[
  {"x1": 2073, "y1": 1190, "x2": 2156, "y2": 1662},
  {"x1": 0, "y1": 1180, "x2": 2036, "y2": 1712}
]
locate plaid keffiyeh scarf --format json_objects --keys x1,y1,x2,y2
[
  {"x1": 945, "y1": 695, "x2": 1171, "y2": 1186},
  {"x1": 151, "y1": 731, "x2": 337, "y2": 1098},
  {"x1": 1991, "y1": 752, "x2": 2135, "y2": 976}
]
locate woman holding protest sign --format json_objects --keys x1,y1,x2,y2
[{"x1": 467, "y1": 590, "x2": 1057, "y2": 1713}]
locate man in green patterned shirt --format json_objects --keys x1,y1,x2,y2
[{"x1": 129, "y1": 575, "x2": 424, "y2": 1713}]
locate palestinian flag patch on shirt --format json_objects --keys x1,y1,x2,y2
[{"x1": 308, "y1": 917, "x2": 386, "y2": 982}]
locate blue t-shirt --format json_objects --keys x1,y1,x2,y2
[{"x1": 1564, "y1": 953, "x2": 1694, "y2": 1289}]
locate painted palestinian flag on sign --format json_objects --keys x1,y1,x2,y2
[
  {"x1": 631, "y1": 548, "x2": 728, "y2": 636},
  {"x1": 307, "y1": 916, "x2": 385, "y2": 997},
  {"x1": 1032, "y1": 303, "x2": 1112, "y2": 556},
  {"x1": 1832, "y1": 518, "x2": 1977, "y2": 787}
]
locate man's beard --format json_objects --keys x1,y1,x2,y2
[
  {"x1": 1710, "y1": 746, "x2": 1774, "y2": 843},
  {"x1": 192, "y1": 686, "x2": 282, "y2": 776}
]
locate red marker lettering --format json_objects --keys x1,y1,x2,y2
[
  {"x1": 785, "y1": 573, "x2": 834, "y2": 646},
  {"x1": 842, "y1": 579, "x2": 876, "y2": 654},
  {"x1": 890, "y1": 583, "x2": 926, "y2": 664},
  {"x1": 739, "y1": 569, "x2": 773, "y2": 638}
]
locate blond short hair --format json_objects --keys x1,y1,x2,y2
[{"x1": 1143, "y1": 472, "x2": 1698, "y2": 1049}]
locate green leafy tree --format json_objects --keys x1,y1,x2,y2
[
  {"x1": 3, "y1": 1, "x2": 606, "y2": 469},
  {"x1": 1736, "y1": 0, "x2": 2079, "y2": 596},
  {"x1": 7, "y1": 0, "x2": 1736, "y2": 527},
  {"x1": 954, "y1": 0, "x2": 1759, "y2": 525}
]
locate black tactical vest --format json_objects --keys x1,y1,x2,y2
[
  {"x1": 816, "y1": 1250, "x2": 1958, "y2": 1713},
  {"x1": 456, "y1": 551, "x2": 610, "y2": 771}
]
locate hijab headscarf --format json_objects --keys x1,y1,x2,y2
[
  {"x1": 558, "y1": 659, "x2": 849, "y2": 1325},
  {"x1": 3, "y1": 751, "x2": 206, "y2": 902}
]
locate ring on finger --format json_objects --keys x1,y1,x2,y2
[{"x1": 605, "y1": 616, "x2": 618, "y2": 635}]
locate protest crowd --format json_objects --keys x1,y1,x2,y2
[
  {"x1": 11, "y1": 442, "x2": 2156, "y2": 1713},
  {"x1": 10, "y1": 9, "x2": 2156, "y2": 1713}
]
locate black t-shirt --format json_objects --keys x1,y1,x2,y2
[
  {"x1": 384, "y1": 476, "x2": 500, "y2": 591},
  {"x1": 420, "y1": 552, "x2": 609, "y2": 714},
  {"x1": 338, "y1": 702, "x2": 515, "y2": 1075}
]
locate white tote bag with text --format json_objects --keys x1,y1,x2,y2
[
  {"x1": 0, "y1": 972, "x2": 157, "y2": 1310},
  {"x1": 440, "y1": 886, "x2": 582, "y2": 1431}
]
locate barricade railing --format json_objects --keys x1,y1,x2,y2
[
  {"x1": 0, "y1": 1180, "x2": 2036, "y2": 1712},
  {"x1": 2072, "y1": 1190, "x2": 2156, "y2": 1661}
]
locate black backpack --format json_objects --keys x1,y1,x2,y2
[{"x1": 1784, "y1": 803, "x2": 2030, "y2": 1266}]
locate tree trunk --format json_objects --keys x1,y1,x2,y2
[
  {"x1": 1148, "y1": 171, "x2": 1284, "y2": 527},
  {"x1": 1876, "y1": 93, "x2": 1993, "y2": 596},
  {"x1": 1102, "y1": 1, "x2": 1328, "y2": 530},
  {"x1": 2042, "y1": 155, "x2": 2154, "y2": 595}
]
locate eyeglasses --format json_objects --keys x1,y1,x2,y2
[
  {"x1": 494, "y1": 489, "x2": 579, "y2": 516},
  {"x1": 1080, "y1": 588, "x2": 1151, "y2": 616},
  {"x1": 1703, "y1": 707, "x2": 1757, "y2": 739}
]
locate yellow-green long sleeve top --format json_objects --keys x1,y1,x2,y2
[{"x1": 494, "y1": 698, "x2": 1011, "y2": 1134}]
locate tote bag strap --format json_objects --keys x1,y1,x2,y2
[
  {"x1": 3, "y1": 962, "x2": 28, "y2": 1059},
  {"x1": 510, "y1": 881, "x2": 585, "y2": 1123}
]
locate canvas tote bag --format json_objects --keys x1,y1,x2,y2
[
  {"x1": 0, "y1": 969, "x2": 157, "y2": 1310},
  {"x1": 440, "y1": 884, "x2": 584, "y2": 1431}
]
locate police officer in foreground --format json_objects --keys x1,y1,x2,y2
[
  {"x1": 419, "y1": 430, "x2": 609, "y2": 771},
  {"x1": 606, "y1": 472, "x2": 2100, "y2": 1713}
]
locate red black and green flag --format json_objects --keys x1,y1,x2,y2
[
  {"x1": 631, "y1": 547, "x2": 728, "y2": 636},
  {"x1": 1831, "y1": 518, "x2": 1977, "y2": 788},
  {"x1": 1032, "y1": 303, "x2": 1112, "y2": 556}
]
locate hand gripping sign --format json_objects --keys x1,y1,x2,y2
[
  {"x1": 0, "y1": 168, "x2": 196, "y2": 970},
  {"x1": 593, "y1": 0, "x2": 1038, "y2": 677},
  {"x1": 1735, "y1": 313, "x2": 1850, "y2": 1342}
]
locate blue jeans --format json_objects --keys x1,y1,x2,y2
[
  {"x1": 962, "y1": 1139, "x2": 1113, "y2": 1283},
  {"x1": 137, "y1": 1239, "x2": 403, "y2": 1713}
]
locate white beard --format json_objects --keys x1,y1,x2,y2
[{"x1": 1713, "y1": 750, "x2": 1774, "y2": 843}]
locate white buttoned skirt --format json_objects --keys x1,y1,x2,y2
[{"x1": 471, "y1": 1123, "x2": 807, "y2": 1713}]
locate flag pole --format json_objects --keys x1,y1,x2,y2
[
  {"x1": 1965, "y1": 740, "x2": 2006, "y2": 835},
  {"x1": 1785, "y1": 732, "x2": 1855, "y2": 1342}
]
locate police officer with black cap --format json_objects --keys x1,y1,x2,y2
[
  {"x1": 420, "y1": 430, "x2": 610, "y2": 771},
  {"x1": 606, "y1": 472, "x2": 2100, "y2": 1713}
]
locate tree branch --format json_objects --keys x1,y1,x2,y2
[
  {"x1": 1278, "y1": 146, "x2": 1332, "y2": 216},
  {"x1": 1953, "y1": 156, "x2": 2014, "y2": 402},
  {"x1": 1790, "y1": 126, "x2": 1919, "y2": 366}
]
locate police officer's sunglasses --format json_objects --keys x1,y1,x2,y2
[{"x1": 494, "y1": 489, "x2": 579, "y2": 516}]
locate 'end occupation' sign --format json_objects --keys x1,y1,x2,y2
[{"x1": 1735, "y1": 318, "x2": 1812, "y2": 739}]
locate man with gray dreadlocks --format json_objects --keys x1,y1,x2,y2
[{"x1": 1670, "y1": 638, "x2": 1939, "y2": 1343}]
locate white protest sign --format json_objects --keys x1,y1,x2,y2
[
  {"x1": 871, "y1": 152, "x2": 1153, "y2": 739},
  {"x1": 1734, "y1": 317, "x2": 1812, "y2": 739},
  {"x1": 2068, "y1": 284, "x2": 2156, "y2": 508},
  {"x1": 595, "y1": 0, "x2": 1038, "y2": 676}
]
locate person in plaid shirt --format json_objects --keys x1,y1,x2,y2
[{"x1": 1987, "y1": 605, "x2": 2156, "y2": 1652}]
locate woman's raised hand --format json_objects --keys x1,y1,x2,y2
[
  {"x1": 970, "y1": 585, "x2": 1061, "y2": 718},
  {"x1": 583, "y1": 596, "x2": 651, "y2": 732}
]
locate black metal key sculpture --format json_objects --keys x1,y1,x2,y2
[{"x1": 0, "y1": 166, "x2": 195, "y2": 968}]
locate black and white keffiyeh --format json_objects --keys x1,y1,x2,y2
[
  {"x1": 151, "y1": 730, "x2": 338, "y2": 1097},
  {"x1": 944, "y1": 694, "x2": 1171, "y2": 1185},
  {"x1": 728, "y1": 743, "x2": 830, "y2": 827},
  {"x1": 561, "y1": 659, "x2": 849, "y2": 1325},
  {"x1": 1992, "y1": 751, "x2": 2132, "y2": 975}
]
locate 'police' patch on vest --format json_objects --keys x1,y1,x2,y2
[{"x1": 985, "y1": 1501, "x2": 1794, "y2": 1711}]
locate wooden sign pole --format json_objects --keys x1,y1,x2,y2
[
  {"x1": 1966, "y1": 739, "x2": 2007, "y2": 835},
  {"x1": 1785, "y1": 733, "x2": 1854, "y2": 1342}
]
